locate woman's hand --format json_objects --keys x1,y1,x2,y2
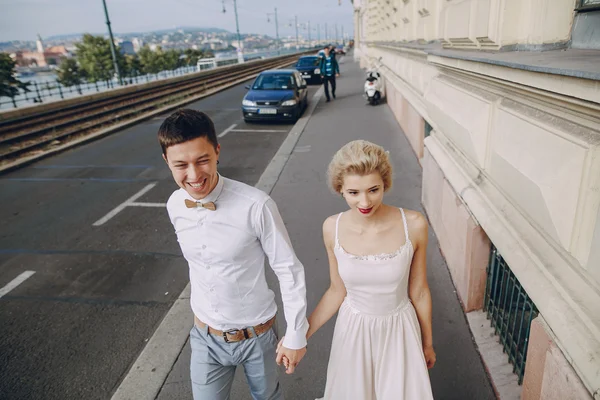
[
  {"x1": 276, "y1": 336, "x2": 290, "y2": 369},
  {"x1": 423, "y1": 345, "x2": 436, "y2": 369}
]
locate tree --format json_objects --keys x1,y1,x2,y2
[
  {"x1": 75, "y1": 34, "x2": 124, "y2": 82},
  {"x1": 138, "y1": 45, "x2": 164, "y2": 74},
  {"x1": 0, "y1": 53, "x2": 29, "y2": 107},
  {"x1": 183, "y1": 49, "x2": 213, "y2": 67},
  {"x1": 163, "y1": 49, "x2": 182, "y2": 71},
  {"x1": 56, "y1": 58, "x2": 85, "y2": 87},
  {"x1": 123, "y1": 54, "x2": 142, "y2": 77},
  {"x1": 183, "y1": 49, "x2": 201, "y2": 67}
]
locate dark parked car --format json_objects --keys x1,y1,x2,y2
[
  {"x1": 294, "y1": 56, "x2": 323, "y2": 84},
  {"x1": 335, "y1": 45, "x2": 346, "y2": 55},
  {"x1": 242, "y1": 70, "x2": 308, "y2": 122}
]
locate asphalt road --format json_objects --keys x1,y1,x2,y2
[{"x1": 0, "y1": 75, "x2": 320, "y2": 400}]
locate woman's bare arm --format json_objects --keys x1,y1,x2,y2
[
  {"x1": 306, "y1": 215, "x2": 347, "y2": 339},
  {"x1": 408, "y1": 212, "x2": 436, "y2": 368}
]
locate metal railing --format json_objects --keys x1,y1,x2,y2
[
  {"x1": 484, "y1": 245, "x2": 539, "y2": 384},
  {"x1": 2, "y1": 66, "x2": 199, "y2": 110},
  {"x1": 2, "y1": 48, "x2": 313, "y2": 110}
]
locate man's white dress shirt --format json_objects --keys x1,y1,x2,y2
[{"x1": 166, "y1": 175, "x2": 309, "y2": 349}]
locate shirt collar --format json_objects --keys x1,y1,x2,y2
[{"x1": 185, "y1": 173, "x2": 224, "y2": 204}]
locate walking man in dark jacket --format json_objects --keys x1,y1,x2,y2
[{"x1": 319, "y1": 45, "x2": 340, "y2": 102}]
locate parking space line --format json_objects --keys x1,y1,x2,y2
[
  {"x1": 231, "y1": 129, "x2": 288, "y2": 133},
  {"x1": 217, "y1": 124, "x2": 238, "y2": 138},
  {"x1": 0, "y1": 271, "x2": 35, "y2": 299},
  {"x1": 93, "y1": 183, "x2": 158, "y2": 226},
  {"x1": 129, "y1": 202, "x2": 166, "y2": 207},
  {"x1": 32, "y1": 165, "x2": 152, "y2": 169},
  {"x1": 3, "y1": 178, "x2": 156, "y2": 182}
]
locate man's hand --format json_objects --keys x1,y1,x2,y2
[
  {"x1": 275, "y1": 336, "x2": 307, "y2": 374},
  {"x1": 336, "y1": 73, "x2": 340, "y2": 77}
]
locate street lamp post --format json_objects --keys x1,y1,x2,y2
[
  {"x1": 102, "y1": 0, "x2": 122, "y2": 85},
  {"x1": 317, "y1": 24, "x2": 321, "y2": 45},
  {"x1": 295, "y1": 15, "x2": 299, "y2": 48},
  {"x1": 274, "y1": 7, "x2": 279, "y2": 54},
  {"x1": 233, "y1": 0, "x2": 243, "y2": 62},
  {"x1": 233, "y1": 0, "x2": 243, "y2": 63},
  {"x1": 308, "y1": 20, "x2": 311, "y2": 46},
  {"x1": 267, "y1": 7, "x2": 280, "y2": 55}
]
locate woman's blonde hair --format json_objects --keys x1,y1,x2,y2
[{"x1": 328, "y1": 140, "x2": 393, "y2": 193}]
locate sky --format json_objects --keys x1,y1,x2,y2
[{"x1": 0, "y1": 0, "x2": 355, "y2": 42}]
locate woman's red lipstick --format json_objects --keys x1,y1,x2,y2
[{"x1": 358, "y1": 207, "x2": 373, "y2": 214}]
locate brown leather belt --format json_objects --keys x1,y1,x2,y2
[{"x1": 194, "y1": 315, "x2": 276, "y2": 343}]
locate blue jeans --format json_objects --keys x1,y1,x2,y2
[{"x1": 190, "y1": 323, "x2": 283, "y2": 400}]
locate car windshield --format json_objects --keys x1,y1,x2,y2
[
  {"x1": 297, "y1": 58, "x2": 319, "y2": 67},
  {"x1": 252, "y1": 74, "x2": 295, "y2": 90}
]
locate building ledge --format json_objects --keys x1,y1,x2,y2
[
  {"x1": 428, "y1": 48, "x2": 600, "y2": 82},
  {"x1": 369, "y1": 42, "x2": 600, "y2": 82}
]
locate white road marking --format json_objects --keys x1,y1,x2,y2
[
  {"x1": 217, "y1": 124, "x2": 238, "y2": 138},
  {"x1": 294, "y1": 145, "x2": 312, "y2": 153},
  {"x1": 231, "y1": 129, "x2": 288, "y2": 133},
  {"x1": 129, "y1": 202, "x2": 167, "y2": 207},
  {"x1": 0, "y1": 271, "x2": 35, "y2": 299},
  {"x1": 93, "y1": 183, "x2": 158, "y2": 226}
]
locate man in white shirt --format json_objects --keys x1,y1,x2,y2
[{"x1": 158, "y1": 109, "x2": 308, "y2": 399}]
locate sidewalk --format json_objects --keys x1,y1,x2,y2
[{"x1": 156, "y1": 59, "x2": 496, "y2": 400}]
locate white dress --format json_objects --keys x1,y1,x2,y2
[{"x1": 322, "y1": 209, "x2": 434, "y2": 399}]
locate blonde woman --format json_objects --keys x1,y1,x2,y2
[{"x1": 306, "y1": 140, "x2": 435, "y2": 399}]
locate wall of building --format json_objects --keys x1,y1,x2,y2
[{"x1": 354, "y1": 0, "x2": 600, "y2": 398}]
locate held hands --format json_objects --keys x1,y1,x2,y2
[
  {"x1": 276, "y1": 336, "x2": 307, "y2": 374},
  {"x1": 423, "y1": 345, "x2": 436, "y2": 369}
]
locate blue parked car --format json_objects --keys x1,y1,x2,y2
[
  {"x1": 242, "y1": 70, "x2": 308, "y2": 123},
  {"x1": 294, "y1": 56, "x2": 323, "y2": 84}
]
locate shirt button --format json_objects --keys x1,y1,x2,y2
[
  {"x1": 214, "y1": 309, "x2": 218, "y2": 313},
  {"x1": 202, "y1": 245, "x2": 207, "y2": 249},
  {"x1": 210, "y1": 288, "x2": 214, "y2": 292},
  {"x1": 206, "y1": 265, "x2": 210, "y2": 270}
]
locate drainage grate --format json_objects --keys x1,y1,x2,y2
[
  {"x1": 424, "y1": 120, "x2": 433, "y2": 138},
  {"x1": 484, "y1": 245, "x2": 538, "y2": 384}
]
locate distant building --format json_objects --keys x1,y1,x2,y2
[
  {"x1": 230, "y1": 40, "x2": 244, "y2": 50},
  {"x1": 119, "y1": 40, "x2": 135, "y2": 55},
  {"x1": 132, "y1": 38, "x2": 144, "y2": 52},
  {"x1": 36, "y1": 34, "x2": 44, "y2": 53},
  {"x1": 201, "y1": 38, "x2": 227, "y2": 50},
  {"x1": 14, "y1": 35, "x2": 70, "y2": 67}
]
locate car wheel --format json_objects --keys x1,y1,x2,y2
[{"x1": 292, "y1": 108, "x2": 301, "y2": 123}]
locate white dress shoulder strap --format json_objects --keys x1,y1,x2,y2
[
  {"x1": 400, "y1": 208, "x2": 410, "y2": 244},
  {"x1": 335, "y1": 212, "x2": 343, "y2": 246}
]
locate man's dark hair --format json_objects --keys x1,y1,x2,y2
[{"x1": 158, "y1": 109, "x2": 218, "y2": 155}]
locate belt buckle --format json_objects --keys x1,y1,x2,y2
[
  {"x1": 222, "y1": 328, "x2": 250, "y2": 343},
  {"x1": 222, "y1": 329, "x2": 237, "y2": 343}
]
